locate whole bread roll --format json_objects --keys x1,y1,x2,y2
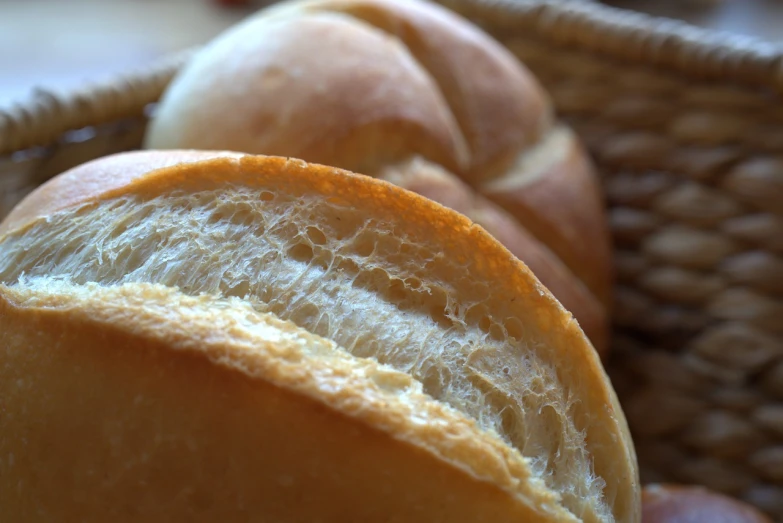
[
  {"x1": 0, "y1": 151, "x2": 638, "y2": 522},
  {"x1": 641, "y1": 484, "x2": 772, "y2": 523},
  {"x1": 144, "y1": 0, "x2": 613, "y2": 356}
]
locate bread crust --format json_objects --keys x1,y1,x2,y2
[
  {"x1": 0, "y1": 150, "x2": 244, "y2": 236},
  {"x1": 144, "y1": 11, "x2": 469, "y2": 175},
  {"x1": 381, "y1": 157, "x2": 608, "y2": 351},
  {"x1": 481, "y1": 127, "x2": 614, "y2": 309},
  {"x1": 0, "y1": 151, "x2": 639, "y2": 522},
  {"x1": 278, "y1": 0, "x2": 553, "y2": 177}
]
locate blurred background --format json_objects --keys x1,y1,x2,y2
[{"x1": 1, "y1": 0, "x2": 782, "y2": 107}]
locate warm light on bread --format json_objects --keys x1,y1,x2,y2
[
  {"x1": 144, "y1": 0, "x2": 613, "y2": 356},
  {"x1": 0, "y1": 151, "x2": 638, "y2": 522}
]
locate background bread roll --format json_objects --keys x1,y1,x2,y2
[
  {"x1": 641, "y1": 484, "x2": 772, "y2": 523},
  {"x1": 0, "y1": 151, "x2": 638, "y2": 522},
  {"x1": 143, "y1": 0, "x2": 614, "y2": 356}
]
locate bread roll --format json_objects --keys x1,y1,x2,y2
[
  {"x1": 642, "y1": 484, "x2": 772, "y2": 523},
  {"x1": 143, "y1": 0, "x2": 613, "y2": 356},
  {"x1": 0, "y1": 151, "x2": 638, "y2": 522}
]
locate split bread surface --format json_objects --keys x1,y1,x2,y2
[
  {"x1": 144, "y1": 0, "x2": 614, "y2": 355},
  {"x1": 0, "y1": 151, "x2": 639, "y2": 522}
]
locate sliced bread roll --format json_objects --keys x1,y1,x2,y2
[{"x1": 0, "y1": 151, "x2": 638, "y2": 522}]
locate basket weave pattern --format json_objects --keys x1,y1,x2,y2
[
  {"x1": 1, "y1": 0, "x2": 782, "y2": 518},
  {"x1": 455, "y1": 2, "x2": 783, "y2": 516},
  {"x1": 516, "y1": 44, "x2": 783, "y2": 516}
]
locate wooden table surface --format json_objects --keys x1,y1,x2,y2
[{"x1": 0, "y1": 0, "x2": 781, "y2": 107}]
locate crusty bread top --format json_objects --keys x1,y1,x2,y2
[
  {"x1": 0, "y1": 151, "x2": 639, "y2": 522},
  {"x1": 379, "y1": 157, "x2": 608, "y2": 352},
  {"x1": 146, "y1": 0, "x2": 551, "y2": 180},
  {"x1": 143, "y1": 0, "x2": 614, "y2": 353},
  {"x1": 0, "y1": 150, "x2": 245, "y2": 236}
]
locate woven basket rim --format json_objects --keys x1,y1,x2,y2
[
  {"x1": 459, "y1": 0, "x2": 783, "y2": 87},
  {"x1": 0, "y1": 50, "x2": 193, "y2": 157},
  {"x1": 2, "y1": 0, "x2": 783, "y2": 156}
]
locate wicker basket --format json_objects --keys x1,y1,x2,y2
[{"x1": 2, "y1": 0, "x2": 782, "y2": 518}]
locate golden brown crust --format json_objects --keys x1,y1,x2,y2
[
  {"x1": 0, "y1": 150, "x2": 245, "y2": 236},
  {"x1": 143, "y1": 10, "x2": 469, "y2": 176},
  {"x1": 381, "y1": 159, "x2": 609, "y2": 356},
  {"x1": 0, "y1": 151, "x2": 639, "y2": 522},
  {"x1": 481, "y1": 129, "x2": 614, "y2": 310},
  {"x1": 641, "y1": 484, "x2": 772, "y2": 523},
  {"x1": 286, "y1": 0, "x2": 552, "y2": 178},
  {"x1": 0, "y1": 283, "x2": 567, "y2": 522}
]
